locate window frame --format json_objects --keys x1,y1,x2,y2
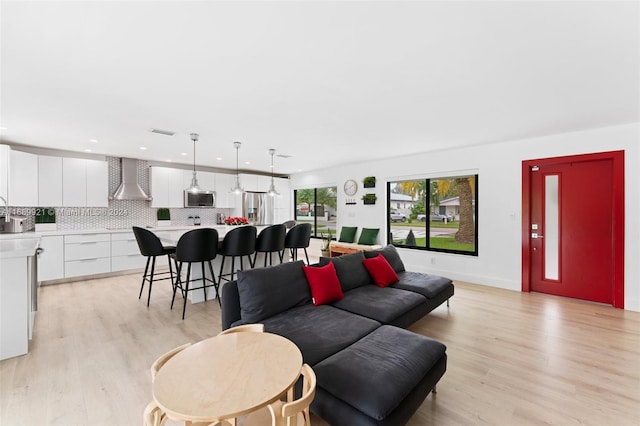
[
  {"x1": 386, "y1": 175, "x2": 479, "y2": 256},
  {"x1": 293, "y1": 186, "x2": 337, "y2": 239}
]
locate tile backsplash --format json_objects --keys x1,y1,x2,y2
[{"x1": 13, "y1": 157, "x2": 231, "y2": 231}]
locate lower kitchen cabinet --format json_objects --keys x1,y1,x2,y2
[
  {"x1": 38, "y1": 236, "x2": 64, "y2": 281},
  {"x1": 64, "y1": 233, "x2": 111, "y2": 278},
  {"x1": 111, "y1": 232, "x2": 146, "y2": 271}
]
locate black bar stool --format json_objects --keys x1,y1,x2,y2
[
  {"x1": 218, "y1": 226, "x2": 257, "y2": 284},
  {"x1": 132, "y1": 226, "x2": 176, "y2": 307},
  {"x1": 170, "y1": 228, "x2": 219, "y2": 320},
  {"x1": 254, "y1": 224, "x2": 286, "y2": 267},
  {"x1": 284, "y1": 223, "x2": 312, "y2": 265}
]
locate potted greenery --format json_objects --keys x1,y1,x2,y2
[
  {"x1": 35, "y1": 208, "x2": 56, "y2": 231},
  {"x1": 157, "y1": 208, "x2": 171, "y2": 227},
  {"x1": 362, "y1": 193, "x2": 377, "y2": 205},
  {"x1": 363, "y1": 176, "x2": 376, "y2": 188},
  {"x1": 320, "y1": 229, "x2": 333, "y2": 257}
]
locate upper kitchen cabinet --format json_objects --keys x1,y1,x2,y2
[
  {"x1": 0, "y1": 145, "x2": 8, "y2": 200},
  {"x1": 62, "y1": 158, "x2": 108, "y2": 207},
  {"x1": 8, "y1": 149, "x2": 38, "y2": 207},
  {"x1": 214, "y1": 173, "x2": 237, "y2": 209},
  {"x1": 152, "y1": 166, "x2": 217, "y2": 208},
  {"x1": 183, "y1": 169, "x2": 215, "y2": 191},
  {"x1": 85, "y1": 160, "x2": 108, "y2": 206},
  {"x1": 151, "y1": 166, "x2": 184, "y2": 208},
  {"x1": 239, "y1": 173, "x2": 271, "y2": 193},
  {"x1": 37, "y1": 155, "x2": 63, "y2": 207}
]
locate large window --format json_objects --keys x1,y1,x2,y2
[
  {"x1": 387, "y1": 175, "x2": 478, "y2": 255},
  {"x1": 294, "y1": 187, "x2": 337, "y2": 238}
]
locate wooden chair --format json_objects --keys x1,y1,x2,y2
[
  {"x1": 143, "y1": 401, "x2": 233, "y2": 426},
  {"x1": 242, "y1": 363, "x2": 316, "y2": 426},
  {"x1": 143, "y1": 401, "x2": 167, "y2": 426},
  {"x1": 150, "y1": 343, "x2": 192, "y2": 381},
  {"x1": 218, "y1": 324, "x2": 265, "y2": 335}
]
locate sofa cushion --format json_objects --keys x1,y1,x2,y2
[
  {"x1": 303, "y1": 262, "x2": 344, "y2": 306},
  {"x1": 321, "y1": 251, "x2": 371, "y2": 292},
  {"x1": 364, "y1": 244, "x2": 406, "y2": 273},
  {"x1": 237, "y1": 260, "x2": 311, "y2": 323},
  {"x1": 338, "y1": 226, "x2": 358, "y2": 243},
  {"x1": 362, "y1": 254, "x2": 399, "y2": 287},
  {"x1": 256, "y1": 304, "x2": 381, "y2": 366},
  {"x1": 331, "y1": 286, "x2": 426, "y2": 324},
  {"x1": 392, "y1": 271, "x2": 453, "y2": 299},
  {"x1": 357, "y1": 228, "x2": 380, "y2": 245},
  {"x1": 313, "y1": 325, "x2": 447, "y2": 421}
]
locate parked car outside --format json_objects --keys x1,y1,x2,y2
[
  {"x1": 390, "y1": 210, "x2": 407, "y2": 222},
  {"x1": 417, "y1": 213, "x2": 453, "y2": 222}
]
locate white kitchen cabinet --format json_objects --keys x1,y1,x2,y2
[
  {"x1": 37, "y1": 155, "x2": 63, "y2": 207},
  {"x1": 38, "y1": 235, "x2": 64, "y2": 281},
  {"x1": 239, "y1": 173, "x2": 271, "y2": 193},
  {"x1": 150, "y1": 167, "x2": 169, "y2": 207},
  {"x1": 8, "y1": 149, "x2": 38, "y2": 206},
  {"x1": 151, "y1": 166, "x2": 184, "y2": 208},
  {"x1": 0, "y1": 256, "x2": 28, "y2": 360},
  {"x1": 0, "y1": 145, "x2": 9, "y2": 201},
  {"x1": 62, "y1": 158, "x2": 108, "y2": 207},
  {"x1": 168, "y1": 169, "x2": 185, "y2": 207},
  {"x1": 85, "y1": 159, "x2": 108, "y2": 206},
  {"x1": 62, "y1": 158, "x2": 85, "y2": 206},
  {"x1": 111, "y1": 232, "x2": 146, "y2": 271},
  {"x1": 64, "y1": 233, "x2": 111, "y2": 278},
  {"x1": 214, "y1": 173, "x2": 237, "y2": 209},
  {"x1": 273, "y1": 177, "x2": 293, "y2": 223}
]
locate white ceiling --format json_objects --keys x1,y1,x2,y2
[{"x1": 1, "y1": 1, "x2": 638, "y2": 175}]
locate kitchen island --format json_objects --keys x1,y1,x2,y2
[
  {"x1": 0, "y1": 237, "x2": 39, "y2": 360},
  {"x1": 155, "y1": 225, "x2": 285, "y2": 304}
]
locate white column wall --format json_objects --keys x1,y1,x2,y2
[{"x1": 290, "y1": 123, "x2": 640, "y2": 311}]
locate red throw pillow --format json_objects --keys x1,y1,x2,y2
[
  {"x1": 303, "y1": 262, "x2": 345, "y2": 306},
  {"x1": 362, "y1": 254, "x2": 399, "y2": 287}
]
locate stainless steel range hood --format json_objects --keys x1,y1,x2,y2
[{"x1": 110, "y1": 158, "x2": 152, "y2": 201}]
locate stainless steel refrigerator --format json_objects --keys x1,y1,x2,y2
[{"x1": 242, "y1": 191, "x2": 274, "y2": 225}]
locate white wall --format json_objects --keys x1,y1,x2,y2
[{"x1": 291, "y1": 123, "x2": 640, "y2": 311}]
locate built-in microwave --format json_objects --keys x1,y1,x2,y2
[{"x1": 184, "y1": 190, "x2": 216, "y2": 207}]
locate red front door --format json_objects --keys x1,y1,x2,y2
[{"x1": 527, "y1": 156, "x2": 619, "y2": 304}]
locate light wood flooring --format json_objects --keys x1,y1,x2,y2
[{"x1": 1, "y1": 264, "x2": 639, "y2": 425}]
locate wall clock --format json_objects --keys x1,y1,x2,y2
[{"x1": 343, "y1": 179, "x2": 358, "y2": 196}]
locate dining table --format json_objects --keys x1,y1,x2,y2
[{"x1": 152, "y1": 331, "x2": 303, "y2": 424}]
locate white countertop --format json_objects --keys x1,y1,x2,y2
[
  {"x1": 0, "y1": 224, "x2": 224, "y2": 240},
  {"x1": 0, "y1": 237, "x2": 40, "y2": 259}
]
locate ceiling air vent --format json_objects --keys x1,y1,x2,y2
[{"x1": 149, "y1": 128, "x2": 175, "y2": 136}]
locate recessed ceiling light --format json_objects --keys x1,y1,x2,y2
[
  {"x1": 244, "y1": 161, "x2": 251, "y2": 165},
  {"x1": 89, "y1": 139, "x2": 98, "y2": 143},
  {"x1": 297, "y1": 169, "x2": 303, "y2": 172},
  {"x1": 139, "y1": 146, "x2": 147, "y2": 150},
  {"x1": 216, "y1": 157, "x2": 222, "y2": 161},
  {"x1": 84, "y1": 149, "x2": 92, "y2": 152},
  {"x1": 0, "y1": 127, "x2": 7, "y2": 131},
  {"x1": 166, "y1": 159, "x2": 172, "y2": 162},
  {"x1": 180, "y1": 152, "x2": 188, "y2": 156}
]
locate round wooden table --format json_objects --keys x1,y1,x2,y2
[{"x1": 153, "y1": 332, "x2": 303, "y2": 423}]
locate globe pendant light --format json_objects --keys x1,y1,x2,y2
[
  {"x1": 267, "y1": 148, "x2": 280, "y2": 196},
  {"x1": 186, "y1": 133, "x2": 201, "y2": 193},
  {"x1": 230, "y1": 141, "x2": 244, "y2": 194}
]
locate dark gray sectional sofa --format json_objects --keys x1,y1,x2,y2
[{"x1": 221, "y1": 245, "x2": 454, "y2": 426}]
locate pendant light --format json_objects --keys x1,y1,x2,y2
[
  {"x1": 186, "y1": 133, "x2": 201, "y2": 193},
  {"x1": 230, "y1": 141, "x2": 244, "y2": 194},
  {"x1": 267, "y1": 148, "x2": 280, "y2": 196}
]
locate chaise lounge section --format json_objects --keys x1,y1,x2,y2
[{"x1": 221, "y1": 245, "x2": 454, "y2": 425}]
